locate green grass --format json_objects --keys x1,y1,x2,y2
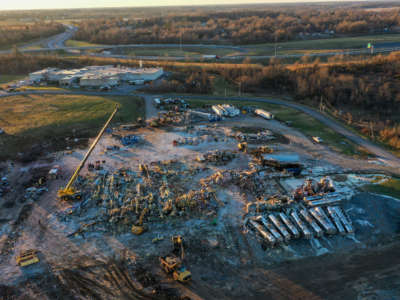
[
  {"x1": 363, "y1": 178, "x2": 400, "y2": 200},
  {"x1": 16, "y1": 86, "x2": 67, "y2": 92},
  {"x1": 0, "y1": 75, "x2": 26, "y2": 85},
  {"x1": 65, "y1": 40, "x2": 103, "y2": 47},
  {"x1": 211, "y1": 76, "x2": 239, "y2": 97},
  {"x1": 186, "y1": 98, "x2": 369, "y2": 157},
  {"x1": 245, "y1": 33, "x2": 400, "y2": 55},
  {"x1": 122, "y1": 47, "x2": 236, "y2": 57},
  {"x1": 0, "y1": 94, "x2": 144, "y2": 160}
]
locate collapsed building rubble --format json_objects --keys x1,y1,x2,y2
[
  {"x1": 196, "y1": 150, "x2": 236, "y2": 165},
  {"x1": 235, "y1": 130, "x2": 275, "y2": 143},
  {"x1": 244, "y1": 176, "x2": 354, "y2": 247},
  {"x1": 59, "y1": 160, "x2": 221, "y2": 235}
]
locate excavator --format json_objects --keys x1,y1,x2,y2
[
  {"x1": 238, "y1": 142, "x2": 248, "y2": 153},
  {"x1": 131, "y1": 207, "x2": 148, "y2": 235},
  {"x1": 159, "y1": 235, "x2": 191, "y2": 283},
  {"x1": 58, "y1": 106, "x2": 119, "y2": 201}
]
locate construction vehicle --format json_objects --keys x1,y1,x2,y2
[
  {"x1": 16, "y1": 249, "x2": 39, "y2": 267},
  {"x1": 58, "y1": 106, "x2": 118, "y2": 201},
  {"x1": 139, "y1": 163, "x2": 150, "y2": 178},
  {"x1": 159, "y1": 235, "x2": 191, "y2": 283},
  {"x1": 238, "y1": 142, "x2": 248, "y2": 152},
  {"x1": 131, "y1": 207, "x2": 148, "y2": 235},
  {"x1": 172, "y1": 235, "x2": 185, "y2": 259},
  {"x1": 159, "y1": 255, "x2": 192, "y2": 283}
]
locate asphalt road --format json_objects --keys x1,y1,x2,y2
[
  {"x1": 1, "y1": 90, "x2": 399, "y2": 168},
  {"x1": 0, "y1": 25, "x2": 77, "y2": 55}
]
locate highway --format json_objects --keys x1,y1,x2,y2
[
  {"x1": 1, "y1": 25, "x2": 400, "y2": 60},
  {"x1": 0, "y1": 90, "x2": 399, "y2": 168},
  {"x1": 0, "y1": 25, "x2": 77, "y2": 55}
]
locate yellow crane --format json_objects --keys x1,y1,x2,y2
[{"x1": 58, "y1": 105, "x2": 119, "y2": 201}]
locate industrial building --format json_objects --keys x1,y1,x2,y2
[{"x1": 29, "y1": 66, "x2": 164, "y2": 88}]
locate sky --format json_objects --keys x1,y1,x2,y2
[{"x1": 1, "y1": 0, "x2": 353, "y2": 11}]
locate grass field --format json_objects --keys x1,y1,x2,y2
[
  {"x1": 0, "y1": 94, "x2": 144, "y2": 160},
  {"x1": 121, "y1": 47, "x2": 237, "y2": 57},
  {"x1": 363, "y1": 178, "x2": 400, "y2": 200},
  {"x1": 0, "y1": 75, "x2": 26, "y2": 85},
  {"x1": 186, "y1": 98, "x2": 370, "y2": 157},
  {"x1": 245, "y1": 33, "x2": 400, "y2": 55},
  {"x1": 15, "y1": 86, "x2": 67, "y2": 92},
  {"x1": 65, "y1": 39, "x2": 103, "y2": 47}
]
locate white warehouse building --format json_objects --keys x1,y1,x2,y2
[{"x1": 29, "y1": 66, "x2": 164, "y2": 88}]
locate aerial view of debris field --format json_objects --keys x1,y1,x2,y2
[{"x1": 0, "y1": 97, "x2": 399, "y2": 300}]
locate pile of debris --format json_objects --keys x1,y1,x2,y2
[
  {"x1": 203, "y1": 168, "x2": 281, "y2": 198},
  {"x1": 245, "y1": 195, "x2": 294, "y2": 213},
  {"x1": 24, "y1": 186, "x2": 48, "y2": 202},
  {"x1": 117, "y1": 118, "x2": 146, "y2": 131},
  {"x1": 235, "y1": 130, "x2": 275, "y2": 143},
  {"x1": 149, "y1": 111, "x2": 186, "y2": 128},
  {"x1": 293, "y1": 177, "x2": 335, "y2": 201},
  {"x1": 196, "y1": 150, "x2": 236, "y2": 165},
  {"x1": 60, "y1": 160, "x2": 220, "y2": 234},
  {"x1": 121, "y1": 135, "x2": 139, "y2": 146},
  {"x1": 172, "y1": 135, "x2": 219, "y2": 147},
  {"x1": 154, "y1": 97, "x2": 189, "y2": 111}
]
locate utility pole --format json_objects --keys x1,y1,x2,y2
[
  {"x1": 238, "y1": 82, "x2": 241, "y2": 97},
  {"x1": 274, "y1": 35, "x2": 277, "y2": 57},
  {"x1": 180, "y1": 31, "x2": 183, "y2": 52}
]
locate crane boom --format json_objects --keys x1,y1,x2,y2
[{"x1": 59, "y1": 105, "x2": 118, "y2": 199}]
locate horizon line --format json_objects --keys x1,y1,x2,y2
[{"x1": 0, "y1": 0, "x2": 368, "y2": 12}]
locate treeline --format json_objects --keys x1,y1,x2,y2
[
  {"x1": 74, "y1": 8, "x2": 400, "y2": 45},
  {"x1": 0, "y1": 22, "x2": 64, "y2": 48},
  {"x1": 233, "y1": 54, "x2": 400, "y2": 151}
]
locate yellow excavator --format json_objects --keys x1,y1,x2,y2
[
  {"x1": 238, "y1": 142, "x2": 248, "y2": 153},
  {"x1": 160, "y1": 235, "x2": 191, "y2": 283},
  {"x1": 58, "y1": 106, "x2": 119, "y2": 201},
  {"x1": 131, "y1": 207, "x2": 149, "y2": 235}
]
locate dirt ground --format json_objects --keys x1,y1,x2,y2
[{"x1": 0, "y1": 101, "x2": 399, "y2": 300}]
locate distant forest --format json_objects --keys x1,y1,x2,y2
[
  {"x1": 0, "y1": 23, "x2": 64, "y2": 48},
  {"x1": 74, "y1": 7, "x2": 400, "y2": 45}
]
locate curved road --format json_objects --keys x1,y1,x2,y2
[{"x1": 0, "y1": 90, "x2": 399, "y2": 168}]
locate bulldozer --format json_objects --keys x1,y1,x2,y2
[
  {"x1": 16, "y1": 249, "x2": 39, "y2": 267},
  {"x1": 159, "y1": 235, "x2": 191, "y2": 283},
  {"x1": 58, "y1": 106, "x2": 118, "y2": 201},
  {"x1": 131, "y1": 207, "x2": 148, "y2": 235}
]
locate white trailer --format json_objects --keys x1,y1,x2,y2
[
  {"x1": 248, "y1": 219, "x2": 276, "y2": 245},
  {"x1": 279, "y1": 212, "x2": 300, "y2": 239},
  {"x1": 268, "y1": 214, "x2": 291, "y2": 241},
  {"x1": 326, "y1": 206, "x2": 346, "y2": 235},
  {"x1": 291, "y1": 211, "x2": 312, "y2": 239},
  {"x1": 212, "y1": 105, "x2": 225, "y2": 117},
  {"x1": 309, "y1": 207, "x2": 337, "y2": 235},
  {"x1": 254, "y1": 109, "x2": 274, "y2": 120},
  {"x1": 300, "y1": 209, "x2": 323, "y2": 237},
  {"x1": 331, "y1": 206, "x2": 354, "y2": 234}
]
